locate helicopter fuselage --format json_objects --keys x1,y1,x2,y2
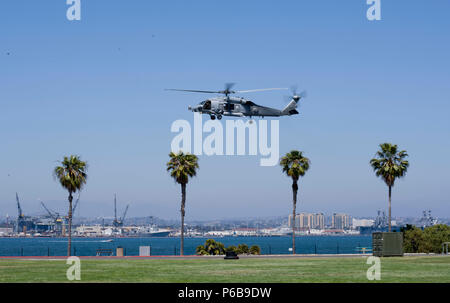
[{"x1": 189, "y1": 96, "x2": 295, "y2": 120}]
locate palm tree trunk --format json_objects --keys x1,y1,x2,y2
[
  {"x1": 292, "y1": 180, "x2": 298, "y2": 254},
  {"x1": 68, "y1": 192, "x2": 73, "y2": 257},
  {"x1": 388, "y1": 185, "x2": 392, "y2": 232},
  {"x1": 180, "y1": 183, "x2": 186, "y2": 256}
]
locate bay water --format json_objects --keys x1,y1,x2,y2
[{"x1": 0, "y1": 235, "x2": 372, "y2": 256}]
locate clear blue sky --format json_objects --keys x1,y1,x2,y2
[{"x1": 1, "y1": 0, "x2": 449, "y2": 220}]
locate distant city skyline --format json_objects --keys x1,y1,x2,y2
[
  {"x1": 0, "y1": 200, "x2": 445, "y2": 223},
  {"x1": 1, "y1": 1, "x2": 450, "y2": 220}
]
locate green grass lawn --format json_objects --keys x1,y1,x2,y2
[{"x1": 0, "y1": 256, "x2": 449, "y2": 283}]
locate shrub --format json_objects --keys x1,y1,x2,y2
[
  {"x1": 195, "y1": 245, "x2": 209, "y2": 255},
  {"x1": 225, "y1": 245, "x2": 238, "y2": 253},
  {"x1": 195, "y1": 239, "x2": 226, "y2": 255},
  {"x1": 237, "y1": 244, "x2": 249, "y2": 255},
  {"x1": 403, "y1": 225, "x2": 426, "y2": 253},
  {"x1": 198, "y1": 242, "x2": 261, "y2": 255},
  {"x1": 249, "y1": 245, "x2": 261, "y2": 255},
  {"x1": 422, "y1": 224, "x2": 450, "y2": 253},
  {"x1": 403, "y1": 224, "x2": 450, "y2": 253}
]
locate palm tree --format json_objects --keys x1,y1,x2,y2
[
  {"x1": 280, "y1": 150, "x2": 310, "y2": 254},
  {"x1": 166, "y1": 151, "x2": 199, "y2": 255},
  {"x1": 370, "y1": 143, "x2": 409, "y2": 232},
  {"x1": 54, "y1": 155, "x2": 88, "y2": 256}
]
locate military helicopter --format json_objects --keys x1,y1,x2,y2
[{"x1": 166, "y1": 83, "x2": 306, "y2": 120}]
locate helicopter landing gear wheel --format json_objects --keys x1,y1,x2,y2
[
  {"x1": 217, "y1": 115, "x2": 222, "y2": 120},
  {"x1": 210, "y1": 115, "x2": 216, "y2": 120}
]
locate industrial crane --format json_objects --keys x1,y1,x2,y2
[
  {"x1": 40, "y1": 201, "x2": 58, "y2": 220},
  {"x1": 62, "y1": 195, "x2": 80, "y2": 225},
  {"x1": 39, "y1": 195, "x2": 80, "y2": 235},
  {"x1": 15, "y1": 193, "x2": 35, "y2": 233},
  {"x1": 73, "y1": 195, "x2": 80, "y2": 214},
  {"x1": 121, "y1": 204, "x2": 129, "y2": 225},
  {"x1": 16, "y1": 193, "x2": 23, "y2": 218},
  {"x1": 40, "y1": 201, "x2": 63, "y2": 234},
  {"x1": 16, "y1": 193, "x2": 24, "y2": 233},
  {"x1": 112, "y1": 194, "x2": 130, "y2": 227}
]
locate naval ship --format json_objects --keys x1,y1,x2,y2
[{"x1": 133, "y1": 225, "x2": 171, "y2": 237}]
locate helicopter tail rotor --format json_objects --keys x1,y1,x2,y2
[
  {"x1": 289, "y1": 85, "x2": 307, "y2": 102},
  {"x1": 281, "y1": 86, "x2": 306, "y2": 115}
]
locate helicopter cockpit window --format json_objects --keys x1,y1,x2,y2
[{"x1": 202, "y1": 100, "x2": 211, "y2": 110}]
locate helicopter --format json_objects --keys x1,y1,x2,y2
[{"x1": 166, "y1": 83, "x2": 306, "y2": 120}]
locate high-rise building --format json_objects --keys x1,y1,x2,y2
[
  {"x1": 332, "y1": 213, "x2": 351, "y2": 230},
  {"x1": 288, "y1": 213, "x2": 325, "y2": 230},
  {"x1": 288, "y1": 213, "x2": 298, "y2": 228},
  {"x1": 313, "y1": 213, "x2": 325, "y2": 230}
]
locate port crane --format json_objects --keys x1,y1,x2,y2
[
  {"x1": 39, "y1": 195, "x2": 80, "y2": 235},
  {"x1": 64, "y1": 195, "x2": 80, "y2": 220},
  {"x1": 15, "y1": 193, "x2": 35, "y2": 233},
  {"x1": 120, "y1": 204, "x2": 129, "y2": 226},
  {"x1": 73, "y1": 196, "x2": 80, "y2": 214},
  {"x1": 16, "y1": 193, "x2": 25, "y2": 233},
  {"x1": 39, "y1": 196, "x2": 80, "y2": 218},
  {"x1": 112, "y1": 194, "x2": 130, "y2": 227},
  {"x1": 40, "y1": 201, "x2": 59, "y2": 219},
  {"x1": 40, "y1": 201, "x2": 63, "y2": 234}
]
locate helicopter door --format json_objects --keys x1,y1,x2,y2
[
  {"x1": 203, "y1": 100, "x2": 211, "y2": 110},
  {"x1": 225, "y1": 103, "x2": 235, "y2": 112}
]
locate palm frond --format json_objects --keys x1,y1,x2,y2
[
  {"x1": 370, "y1": 143, "x2": 409, "y2": 186},
  {"x1": 280, "y1": 150, "x2": 310, "y2": 181},
  {"x1": 166, "y1": 151, "x2": 199, "y2": 184},
  {"x1": 54, "y1": 155, "x2": 88, "y2": 194}
]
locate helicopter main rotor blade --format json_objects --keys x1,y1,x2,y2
[
  {"x1": 236, "y1": 88, "x2": 288, "y2": 93},
  {"x1": 165, "y1": 85, "x2": 289, "y2": 96},
  {"x1": 165, "y1": 89, "x2": 220, "y2": 94}
]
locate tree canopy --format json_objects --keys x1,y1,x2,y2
[
  {"x1": 280, "y1": 150, "x2": 310, "y2": 181},
  {"x1": 370, "y1": 143, "x2": 409, "y2": 187},
  {"x1": 54, "y1": 155, "x2": 88, "y2": 194},
  {"x1": 166, "y1": 151, "x2": 199, "y2": 184}
]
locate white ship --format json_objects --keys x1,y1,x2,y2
[{"x1": 133, "y1": 225, "x2": 171, "y2": 237}]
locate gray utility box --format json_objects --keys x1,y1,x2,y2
[
  {"x1": 139, "y1": 246, "x2": 151, "y2": 256},
  {"x1": 372, "y1": 232, "x2": 403, "y2": 257}
]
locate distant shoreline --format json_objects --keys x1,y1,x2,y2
[{"x1": 0, "y1": 234, "x2": 370, "y2": 239}]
